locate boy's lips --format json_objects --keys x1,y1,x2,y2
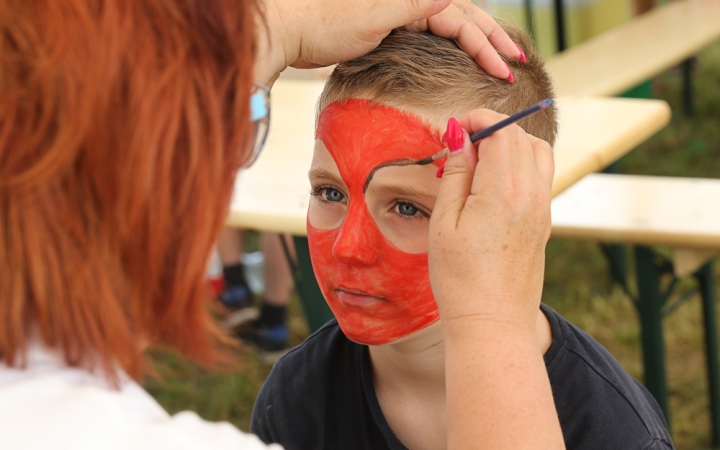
[{"x1": 334, "y1": 287, "x2": 384, "y2": 307}]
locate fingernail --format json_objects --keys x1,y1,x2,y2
[
  {"x1": 436, "y1": 161, "x2": 446, "y2": 178},
  {"x1": 442, "y1": 117, "x2": 464, "y2": 153},
  {"x1": 516, "y1": 44, "x2": 527, "y2": 63},
  {"x1": 504, "y1": 62, "x2": 515, "y2": 83}
]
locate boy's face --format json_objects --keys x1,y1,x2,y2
[{"x1": 307, "y1": 99, "x2": 445, "y2": 345}]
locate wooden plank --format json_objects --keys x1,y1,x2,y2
[
  {"x1": 546, "y1": 0, "x2": 720, "y2": 97},
  {"x1": 673, "y1": 248, "x2": 718, "y2": 277},
  {"x1": 551, "y1": 173, "x2": 720, "y2": 250},
  {"x1": 229, "y1": 80, "x2": 670, "y2": 235},
  {"x1": 552, "y1": 97, "x2": 670, "y2": 197}
]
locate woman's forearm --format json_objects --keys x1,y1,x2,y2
[{"x1": 444, "y1": 319, "x2": 564, "y2": 449}]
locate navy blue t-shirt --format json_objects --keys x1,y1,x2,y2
[{"x1": 251, "y1": 304, "x2": 674, "y2": 449}]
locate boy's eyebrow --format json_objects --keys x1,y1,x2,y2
[
  {"x1": 367, "y1": 183, "x2": 436, "y2": 201},
  {"x1": 308, "y1": 168, "x2": 343, "y2": 184}
]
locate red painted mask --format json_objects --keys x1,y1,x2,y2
[{"x1": 308, "y1": 100, "x2": 445, "y2": 345}]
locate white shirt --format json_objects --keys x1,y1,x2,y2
[{"x1": 0, "y1": 345, "x2": 281, "y2": 450}]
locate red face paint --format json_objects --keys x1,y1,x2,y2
[{"x1": 308, "y1": 100, "x2": 445, "y2": 345}]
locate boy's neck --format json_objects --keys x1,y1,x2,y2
[
  {"x1": 367, "y1": 320, "x2": 447, "y2": 450},
  {"x1": 367, "y1": 308, "x2": 552, "y2": 389},
  {"x1": 368, "y1": 320, "x2": 446, "y2": 392}
]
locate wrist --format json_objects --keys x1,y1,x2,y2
[
  {"x1": 435, "y1": 288, "x2": 541, "y2": 328},
  {"x1": 443, "y1": 314, "x2": 538, "y2": 341},
  {"x1": 253, "y1": 0, "x2": 294, "y2": 85}
]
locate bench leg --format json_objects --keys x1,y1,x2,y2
[
  {"x1": 553, "y1": 0, "x2": 566, "y2": 52},
  {"x1": 682, "y1": 58, "x2": 694, "y2": 117},
  {"x1": 291, "y1": 237, "x2": 335, "y2": 333},
  {"x1": 697, "y1": 260, "x2": 720, "y2": 446},
  {"x1": 600, "y1": 243, "x2": 629, "y2": 291},
  {"x1": 523, "y1": 0, "x2": 535, "y2": 41},
  {"x1": 597, "y1": 163, "x2": 630, "y2": 291},
  {"x1": 634, "y1": 246, "x2": 670, "y2": 423}
]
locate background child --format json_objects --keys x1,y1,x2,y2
[
  {"x1": 251, "y1": 27, "x2": 673, "y2": 449},
  {"x1": 216, "y1": 229, "x2": 293, "y2": 359}
]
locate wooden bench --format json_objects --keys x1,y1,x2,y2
[
  {"x1": 546, "y1": 3, "x2": 720, "y2": 434},
  {"x1": 546, "y1": 0, "x2": 720, "y2": 98},
  {"x1": 551, "y1": 173, "x2": 720, "y2": 443}
]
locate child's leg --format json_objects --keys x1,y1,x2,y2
[
  {"x1": 259, "y1": 232, "x2": 293, "y2": 326},
  {"x1": 238, "y1": 233, "x2": 294, "y2": 359},
  {"x1": 217, "y1": 227, "x2": 257, "y2": 326}
]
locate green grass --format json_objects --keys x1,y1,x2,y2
[
  {"x1": 145, "y1": 42, "x2": 720, "y2": 449},
  {"x1": 144, "y1": 348, "x2": 271, "y2": 431}
]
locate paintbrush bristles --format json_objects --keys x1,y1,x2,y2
[
  {"x1": 415, "y1": 148, "x2": 448, "y2": 165},
  {"x1": 414, "y1": 98, "x2": 553, "y2": 166}
]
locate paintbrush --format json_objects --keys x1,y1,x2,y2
[{"x1": 415, "y1": 98, "x2": 553, "y2": 166}]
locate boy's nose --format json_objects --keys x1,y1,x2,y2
[{"x1": 332, "y1": 205, "x2": 379, "y2": 266}]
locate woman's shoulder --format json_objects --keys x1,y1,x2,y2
[{"x1": 0, "y1": 345, "x2": 276, "y2": 450}]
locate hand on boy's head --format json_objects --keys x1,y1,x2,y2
[
  {"x1": 276, "y1": 0, "x2": 520, "y2": 80},
  {"x1": 428, "y1": 108, "x2": 553, "y2": 330},
  {"x1": 400, "y1": 0, "x2": 520, "y2": 80}
]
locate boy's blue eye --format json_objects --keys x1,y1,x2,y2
[
  {"x1": 397, "y1": 202, "x2": 419, "y2": 216},
  {"x1": 324, "y1": 188, "x2": 344, "y2": 203}
]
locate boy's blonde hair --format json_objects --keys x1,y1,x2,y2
[{"x1": 319, "y1": 25, "x2": 557, "y2": 146}]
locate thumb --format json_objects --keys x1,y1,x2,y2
[{"x1": 432, "y1": 117, "x2": 477, "y2": 230}]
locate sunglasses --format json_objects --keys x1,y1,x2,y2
[{"x1": 244, "y1": 83, "x2": 271, "y2": 168}]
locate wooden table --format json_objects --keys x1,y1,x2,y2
[
  {"x1": 511, "y1": 0, "x2": 720, "y2": 83},
  {"x1": 229, "y1": 79, "x2": 672, "y2": 236},
  {"x1": 546, "y1": 0, "x2": 720, "y2": 97},
  {"x1": 553, "y1": 174, "x2": 720, "y2": 252}
]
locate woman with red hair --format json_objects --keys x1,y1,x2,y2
[{"x1": 0, "y1": 0, "x2": 562, "y2": 448}]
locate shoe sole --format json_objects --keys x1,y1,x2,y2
[{"x1": 221, "y1": 307, "x2": 260, "y2": 330}]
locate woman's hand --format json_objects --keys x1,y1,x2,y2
[
  {"x1": 255, "y1": 0, "x2": 521, "y2": 85},
  {"x1": 429, "y1": 110, "x2": 554, "y2": 330},
  {"x1": 429, "y1": 110, "x2": 554, "y2": 329},
  {"x1": 428, "y1": 110, "x2": 563, "y2": 449}
]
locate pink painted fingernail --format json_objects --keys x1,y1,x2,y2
[
  {"x1": 505, "y1": 62, "x2": 515, "y2": 83},
  {"x1": 436, "y1": 161, "x2": 446, "y2": 178},
  {"x1": 442, "y1": 117, "x2": 464, "y2": 153},
  {"x1": 516, "y1": 44, "x2": 527, "y2": 63}
]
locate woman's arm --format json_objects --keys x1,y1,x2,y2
[
  {"x1": 254, "y1": 0, "x2": 521, "y2": 85},
  {"x1": 430, "y1": 110, "x2": 565, "y2": 449}
]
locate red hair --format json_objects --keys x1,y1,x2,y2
[{"x1": 0, "y1": 0, "x2": 256, "y2": 383}]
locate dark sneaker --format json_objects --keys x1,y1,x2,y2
[
  {"x1": 236, "y1": 321, "x2": 290, "y2": 363},
  {"x1": 218, "y1": 283, "x2": 258, "y2": 329}
]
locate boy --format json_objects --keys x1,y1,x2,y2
[{"x1": 251, "y1": 28, "x2": 674, "y2": 449}]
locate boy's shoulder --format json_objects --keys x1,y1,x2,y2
[
  {"x1": 251, "y1": 320, "x2": 391, "y2": 449},
  {"x1": 255, "y1": 318, "x2": 358, "y2": 404},
  {"x1": 541, "y1": 304, "x2": 674, "y2": 449},
  {"x1": 267, "y1": 318, "x2": 365, "y2": 389}
]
